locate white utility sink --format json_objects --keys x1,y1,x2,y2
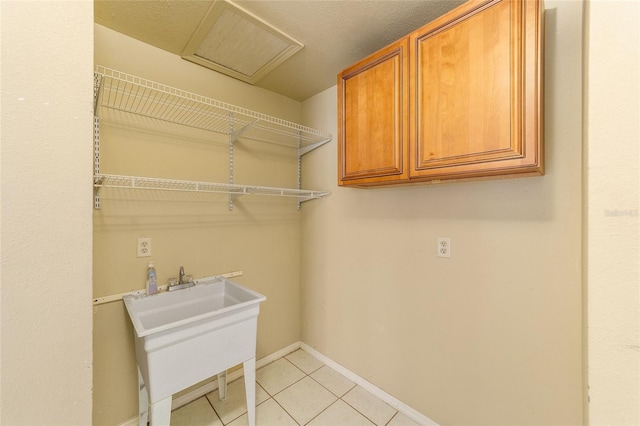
[{"x1": 123, "y1": 277, "x2": 266, "y2": 426}]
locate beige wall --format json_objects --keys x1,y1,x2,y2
[
  {"x1": 92, "y1": 25, "x2": 307, "y2": 425},
  {"x1": 585, "y1": 1, "x2": 640, "y2": 424},
  {"x1": 300, "y1": 1, "x2": 584, "y2": 424},
  {"x1": 0, "y1": 1, "x2": 94, "y2": 425}
]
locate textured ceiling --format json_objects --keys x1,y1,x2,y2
[{"x1": 95, "y1": 0, "x2": 465, "y2": 101}]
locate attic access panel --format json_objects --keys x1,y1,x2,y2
[{"x1": 182, "y1": 0, "x2": 304, "y2": 84}]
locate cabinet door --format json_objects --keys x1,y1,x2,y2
[
  {"x1": 410, "y1": 0, "x2": 543, "y2": 180},
  {"x1": 338, "y1": 38, "x2": 409, "y2": 186}
]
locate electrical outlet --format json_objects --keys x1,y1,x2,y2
[
  {"x1": 437, "y1": 237, "x2": 451, "y2": 258},
  {"x1": 137, "y1": 238, "x2": 151, "y2": 257}
]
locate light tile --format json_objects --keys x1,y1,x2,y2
[
  {"x1": 171, "y1": 353, "x2": 415, "y2": 426},
  {"x1": 310, "y1": 365, "x2": 356, "y2": 397},
  {"x1": 171, "y1": 397, "x2": 222, "y2": 426},
  {"x1": 226, "y1": 398, "x2": 297, "y2": 426},
  {"x1": 256, "y1": 358, "x2": 305, "y2": 396},
  {"x1": 206, "y1": 379, "x2": 269, "y2": 424},
  {"x1": 285, "y1": 349, "x2": 324, "y2": 374},
  {"x1": 387, "y1": 412, "x2": 421, "y2": 426},
  {"x1": 343, "y1": 386, "x2": 397, "y2": 426},
  {"x1": 274, "y1": 376, "x2": 337, "y2": 425},
  {"x1": 308, "y1": 399, "x2": 375, "y2": 426}
]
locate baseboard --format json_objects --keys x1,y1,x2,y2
[{"x1": 119, "y1": 340, "x2": 437, "y2": 426}]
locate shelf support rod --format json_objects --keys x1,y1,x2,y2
[
  {"x1": 93, "y1": 119, "x2": 101, "y2": 209},
  {"x1": 228, "y1": 112, "x2": 234, "y2": 211},
  {"x1": 93, "y1": 73, "x2": 103, "y2": 116},
  {"x1": 297, "y1": 131, "x2": 303, "y2": 210},
  {"x1": 93, "y1": 73, "x2": 102, "y2": 209}
]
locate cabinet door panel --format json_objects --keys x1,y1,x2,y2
[
  {"x1": 410, "y1": 0, "x2": 543, "y2": 179},
  {"x1": 338, "y1": 39, "x2": 409, "y2": 186}
]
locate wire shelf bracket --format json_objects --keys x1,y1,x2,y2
[
  {"x1": 230, "y1": 118, "x2": 259, "y2": 143},
  {"x1": 298, "y1": 137, "x2": 332, "y2": 157}
]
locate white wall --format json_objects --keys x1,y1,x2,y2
[
  {"x1": 0, "y1": 1, "x2": 94, "y2": 424},
  {"x1": 301, "y1": 1, "x2": 584, "y2": 424},
  {"x1": 586, "y1": 1, "x2": 640, "y2": 424}
]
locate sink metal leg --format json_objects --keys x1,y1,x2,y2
[
  {"x1": 138, "y1": 367, "x2": 149, "y2": 426},
  {"x1": 149, "y1": 396, "x2": 172, "y2": 426},
  {"x1": 217, "y1": 370, "x2": 227, "y2": 401},
  {"x1": 243, "y1": 357, "x2": 257, "y2": 426}
]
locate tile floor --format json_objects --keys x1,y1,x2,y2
[{"x1": 170, "y1": 349, "x2": 420, "y2": 426}]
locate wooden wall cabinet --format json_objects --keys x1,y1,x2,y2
[
  {"x1": 338, "y1": 38, "x2": 409, "y2": 186},
  {"x1": 338, "y1": 0, "x2": 544, "y2": 187}
]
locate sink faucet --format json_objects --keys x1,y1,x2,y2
[{"x1": 168, "y1": 266, "x2": 194, "y2": 292}]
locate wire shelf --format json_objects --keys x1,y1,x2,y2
[
  {"x1": 94, "y1": 66, "x2": 332, "y2": 149},
  {"x1": 93, "y1": 66, "x2": 332, "y2": 210},
  {"x1": 94, "y1": 174, "x2": 330, "y2": 202}
]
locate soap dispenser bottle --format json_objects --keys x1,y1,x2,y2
[{"x1": 146, "y1": 261, "x2": 157, "y2": 295}]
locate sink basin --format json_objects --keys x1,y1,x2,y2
[
  {"x1": 123, "y1": 277, "x2": 266, "y2": 425},
  {"x1": 124, "y1": 277, "x2": 266, "y2": 337}
]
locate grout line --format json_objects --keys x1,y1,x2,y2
[
  {"x1": 282, "y1": 355, "x2": 309, "y2": 376},
  {"x1": 206, "y1": 389, "x2": 222, "y2": 423},
  {"x1": 339, "y1": 388, "x2": 389, "y2": 426},
  {"x1": 385, "y1": 411, "x2": 402, "y2": 426},
  {"x1": 303, "y1": 397, "x2": 341, "y2": 426},
  {"x1": 270, "y1": 395, "x2": 302, "y2": 425},
  {"x1": 257, "y1": 358, "x2": 307, "y2": 398}
]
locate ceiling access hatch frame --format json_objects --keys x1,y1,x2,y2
[{"x1": 181, "y1": 0, "x2": 304, "y2": 84}]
